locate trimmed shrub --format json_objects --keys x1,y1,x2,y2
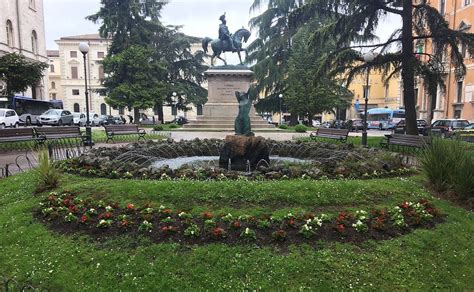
[
  {"x1": 278, "y1": 124, "x2": 288, "y2": 129},
  {"x1": 295, "y1": 124, "x2": 307, "y2": 133},
  {"x1": 168, "y1": 124, "x2": 179, "y2": 129},
  {"x1": 153, "y1": 125, "x2": 164, "y2": 131}
]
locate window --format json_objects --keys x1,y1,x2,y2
[
  {"x1": 464, "y1": 0, "x2": 471, "y2": 6},
  {"x1": 100, "y1": 103, "x2": 107, "y2": 115},
  {"x1": 31, "y1": 30, "x2": 38, "y2": 54},
  {"x1": 439, "y1": 0, "x2": 445, "y2": 15},
  {"x1": 97, "y1": 52, "x2": 104, "y2": 58},
  {"x1": 72, "y1": 89, "x2": 80, "y2": 96},
  {"x1": 51, "y1": 82, "x2": 56, "y2": 89},
  {"x1": 197, "y1": 104, "x2": 203, "y2": 116},
  {"x1": 50, "y1": 64, "x2": 55, "y2": 73},
  {"x1": 457, "y1": 80, "x2": 463, "y2": 103},
  {"x1": 6, "y1": 20, "x2": 14, "y2": 47},
  {"x1": 73, "y1": 103, "x2": 80, "y2": 112},
  {"x1": 453, "y1": 110, "x2": 461, "y2": 119},
  {"x1": 29, "y1": 0, "x2": 36, "y2": 9},
  {"x1": 51, "y1": 93, "x2": 56, "y2": 100},
  {"x1": 98, "y1": 66, "x2": 105, "y2": 80},
  {"x1": 119, "y1": 108, "x2": 124, "y2": 115},
  {"x1": 70, "y1": 51, "x2": 77, "y2": 58},
  {"x1": 71, "y1": 66, "x2": 78, "y2": 79}
]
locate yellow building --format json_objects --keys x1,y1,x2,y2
[{"x1": 418, "y1": 0, "x2": 473, "y2": 122}]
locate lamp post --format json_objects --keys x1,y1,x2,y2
[
  {"x1": 279, "y1": 93, "x2": 283, "y2": 125},
  {"x1": 172, "y1": 92, "x2": 177, "y2": 122},
  {"x1": 79, "y1": 42, "x2": 93, "y2": 148},
  {"x1": 362, "y1": 52, "x2": 375, "y2": 147}
]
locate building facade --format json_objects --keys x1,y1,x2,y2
[
  {"x1": 0, "y1": 0, "x2": 49, "y2": 100},
  {"x1": 418, "y1": 0, "x2": 474, "y2": 122},
  {"x1": 47, "y1": 50, "x2": 61, "y2": 101}
]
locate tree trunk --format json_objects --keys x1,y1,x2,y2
[
  {"x1": 158, "y1": 104, "x2": 164, "y2": 124},
  {"x1": 289, "y1": 112, "x2": 298, "y2": 126},
  {"x1": 401, "y1": 0, "x2": 418, "y2": 135},
  {"x1": 133, "y1": 108, "x2": 140, "y2": 125}
]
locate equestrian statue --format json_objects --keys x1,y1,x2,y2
[{"x1": 202, "y1": 13, "x2": 251, "y2": 66}]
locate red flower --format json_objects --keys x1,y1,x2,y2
[
  {"x1": 98, "y1": 212, "x2": 112, "y2": 219},
  {"x1": 112, "y1": 202, "x2": 120, "y2": 209},
  {"x1": 375, "y1": 217, "x2": 384, "y2": 223},
  {"x1": 231, "y1": 220, "x2": 241, "y2": 229},
  {"x1": 162, "y1": 209, "x2": 173, "y2": 215},
  {"x1": 337, "y1": 224, "x2": 345, "y2": 233},
  {"x1": 120, "y1": 220, "x2": 129, "y2": 227},
  {"x1": 68, "y1": 205, "x2": 78, "y2": 213},
  {"x1": 80, "y1": 215, "x2": 88, "y2": 223},
  {"x1": 212, "y1": 227, "x2": 224, "y2": 238},
  {"x1": 126, "y1": 203, "x2": 135, "y2": 210},
  {"x1": 161, "y1": 226, "x2": 176, "y2": 234},
  {"x1": 288, "y1": 218, "x2": 296, "y2": 226},
  {"x1": 400, "y1": 202, "x2": 410, "y2": 209},
  {"x1": 202, "y1": 212, "x2": 213, "y2": 219},
  {"x1": 62, "y1": 199, "x2": 71, "y2": 207},
  {"x1": 48, "y1": 195, "x2": 57, "y2": 202}
]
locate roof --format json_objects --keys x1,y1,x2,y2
[
  {"x1": 58, "y1": 34, "x2": 110, "y2": 41},
  {"x1": 46, "y1": 50, "x2": 59, "y2": 57}
]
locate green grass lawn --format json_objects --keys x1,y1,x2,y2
[{"x1": 0, "y1": 173, "x2": 473, "y2": 290}]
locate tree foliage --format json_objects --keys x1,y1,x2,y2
[
  {"x1": 286, "y1": 24, "x2": 352, "y2": 120},
  {"x1": 290, "y1": 0, "x2": 474, "y2": 134},
  {"x1": 247, "y1": 0, "x2": 305, "y2": 112},
  {"x1": 88, "y1": 0, "x2": 208, "y2": 120},
  {"x1": 0, "y1": 53, "x2": 48, "y2": 101}
]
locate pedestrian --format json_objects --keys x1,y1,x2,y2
[{"x1": 128, "y1": 115, "x2": 133, "y2": 124}]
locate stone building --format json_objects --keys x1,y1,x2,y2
[
  {"x1": 46, "y1": 49, "x2": 61, "y2": 101},
  {"x1": 0, "y1": 0, "x2": 49, "y2": 100},
  {"x1": 418, "y1": 0, "x2": 474, "y2": 122}
]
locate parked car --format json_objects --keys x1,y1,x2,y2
[
  {"x1": 72, "y1": 112, "x2": 86, "y2": 127},
  {"x1": 312, "y1": 120, "x2": 321, "y2": 127},
  {"x1": 393, "y1": 119, "x2": 427, "y2": 135},
  {"x1": 92, "y1": 115, "x2": 112, "y2": 126},
  {"x1": 349, "y1": 119, "x2": 364, "y2": 131},
  {"x1": 424, "y1": 119, "x2": 470, "y2": 138},
  {"x1": 171, "y1": 116, "x2": 188, "y2": 125},
  {"x1": 0, "y1": 108, "x2": 20, "y2": 129},
  {"x1": 112, "y1": 116, "x2": 124, "y2": 125},
  {"x1": 454, "y1": 123, "x2": 474, "y2": 143},
  {"x1": 37, "y1": 109, "x2": 73, "y2": 126}
]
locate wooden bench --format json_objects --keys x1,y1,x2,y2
[
  {"x1": 104, "y1": 124, "x2": 146, "y2": 143},
  {"x1": 0, "y1": 128, "x2": 43, "y2": 144},
  {"x1": 380, "y1": 134, "x2": 431, "y2": 149},
  {"x1": 309, "y1": 128, "x2": 350, "y2": 142},
  {"x1": 34, "y1": 126, "x2": 84, "y2": 141}
]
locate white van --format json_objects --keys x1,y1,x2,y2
[{"x1": 0, "y1": 109, "x2": 20, "y2": 129}]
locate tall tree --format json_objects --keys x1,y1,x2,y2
[
  {"x1": 247, "y1": 0, "x2": 305, "y2": 124},
  {"x1": 286, "y1": 24, "x2": 352, "y2": 123},
  {"x1": 290, "y1": 0, "x2": 474, "y2": 134},
  {"x1": 88, "y1": 0, "x2": 207, "y2": 122},
  {"x1": 0, "y1": 53, "x2": 48, "y2": 103}
]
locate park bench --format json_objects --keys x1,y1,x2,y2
[
  {"x1": 380, "y1": 134, "x2": 431, "y2": 149},
  {"x1": 104, "y1": 124, "x2": 146, "y2": 143},
  {"x1": 34, "y1": 126, "x2": 84, "y2": 141},
  {"x1": 309, "y1": 128, "x2": 350, "y2": 143},
  {"x1": 0, "y1": 128, "x2": 43, "y2": 144}
]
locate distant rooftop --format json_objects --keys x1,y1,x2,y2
[
  {"x1": 58, "y1": 34, "x2": 110, "y2": 41},
  {"x1": 46, "y1": 50, "x2": 59, "y2": 57}
]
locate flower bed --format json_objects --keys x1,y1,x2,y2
[
  {"x1": 56, "y1": 139, "x2": 414, "y2": 181},
  {"x1": 37, "y1": 192, "x2": 444, "y2": 247}
]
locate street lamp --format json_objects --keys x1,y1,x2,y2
[
  {"x1": 362, "y1": 51, "x2": 375, "y2": 147},
  {"x1": 172, "y1": 92, "x2": 177, "y2": 122},
  {"x1": 79, "y1": 42, "x2": 93, "y2": 148},
  {"x1": 279, "y1": 93, "x2": 283, "y2": 125}
]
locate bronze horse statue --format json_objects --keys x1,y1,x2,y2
[{"x1": 202, "y1": 28, "x2": 251, "y2": 66}]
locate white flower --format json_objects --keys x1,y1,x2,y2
[{"x1": 105, "y1": 206, "x2": 113, "y2": 212}]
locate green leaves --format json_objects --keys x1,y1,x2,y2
[{"x1": 0, "y1": 53, "x2": 48, "y2": 100}]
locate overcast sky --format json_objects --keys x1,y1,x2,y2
[{"x1": 44, "y1": 0, "x2": 402, "y2": 61}]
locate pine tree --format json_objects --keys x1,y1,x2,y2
[{"x1": 290, "y1": 0, "x2": 474, "y2": 134}]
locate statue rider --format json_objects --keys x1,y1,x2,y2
[{"x1": 218, "y1": 13, "x2": 236, "y2": 52}]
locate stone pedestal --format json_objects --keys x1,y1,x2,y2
[
  {"x1": 183, "y1": 66, "x2": 275, "y2": 130},
  {"x1": 219, "y1": 135, "x2": 270, "y2": 171}
]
